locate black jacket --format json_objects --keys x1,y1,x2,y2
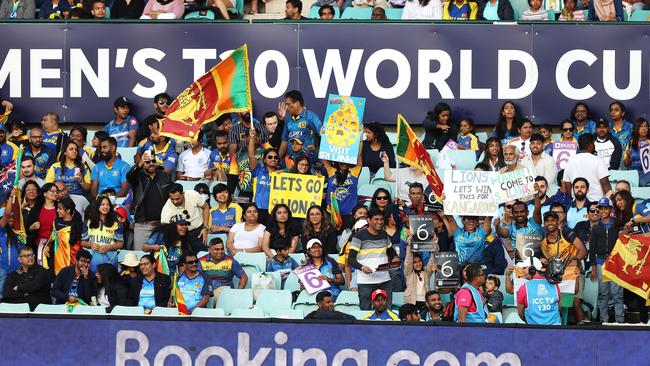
[
  {"x1": 422, "y1": 114, "x2": 459, "y2": 151},
  {"x1": 300, "y1": 227, "x2": 339, "y2": 255},
  {"x1": 130, "y1": 272, "x2": 172, "y2": 308},
  {"x1": 2, "y1": 265, "x2": 53, "y2": 311},
  {"x1": 126, "y1": 166, "x2": 173, "y2": 222},
  {"x1": 478, "y1": 0, "x2": 514, "y2": 20},
  {"x1": 103, "y1": 277, "x2": 133, "y2": 312},
  {"x1": 304, "y1": 310, "x2": 355, "y2": 320},
  {"x1": 589, "y1": 220, "x2": 620, "y2": 266},
  {"x1": 51, "y1": 265, "x2": 97, "y2": 305}
]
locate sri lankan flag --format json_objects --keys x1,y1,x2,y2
[
  {"x1": 160, "y1": 44, "x2": 252, "y2": 142},
  {"x1": 11, "y1": 147, "x2": 26, "y2": 247},
  {"x1": 52, "y1": 226, "x2": 72, "y2": 275},
  {"x1": 603, "y1": 234, "x2": 650, "y2": 304},
  {"x1": 396, "y1": 114, "x2": 443, "y2": 202},
  {"x1": 156, "y1": 246, "x2": 170, "y2": 275},
  {"x1": 329, "y1": 192, "x2": 343, "y2": 231},
  {"x1": 173, "y1": 272, "x2": 190, "y2": 315}
]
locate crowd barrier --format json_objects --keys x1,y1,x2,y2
[
  {"x1": 0, "y1": 314, "x2": 648, "y2": 365},
  {"x1": 2, "y1": 22, "x2": 650, "y2": 125}
]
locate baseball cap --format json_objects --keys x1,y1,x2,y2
[
  {"x1": 114, "y1": 206, "x2": 129, "y2": 220},
  {"x1": 290, "y1": 138, "x2": 304, "y2": 144},
  {"x1": 306, "y1": 238, "x2": 322, "y2": 251},
  {"x1": 353, "y1": 219, "x2": 369, "y2": 230},
  {"x1": 114, "y1": 96, "x2": 131, "y2": 108},
  {"x1": 596, "y1": 119, "x2": 608, "y2": 127},
  {"x1": 170, "y1": 214, "x2": 190, "y2": 225},
  {"x1": 597, "y1": 198, "x2": 613, "y2": 208},
  {"x1": 516, "y1": 257, "x2": 544, "y2": 272},
  {"x1": 399, "y1": 303, "x2": 419, "y2": 321},
  {"x1": 371, "y1": 289, "x2": 388, "y2": 301}
]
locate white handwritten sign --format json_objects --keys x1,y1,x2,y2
[
  {"x1": 443, "y1": 170, "x2": 499, "y2": 216},
  {"x1": 491, "y1": 167, "x2": 535, "y2": 203},
  {"x1": 293, "y1": 264, "x2": 331, "y2": 295}
]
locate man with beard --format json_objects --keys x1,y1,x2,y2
[
  {"x1": 18, "y1": 156, "x2": 45, "y2": 189},
  {"x1": 562, "y1": 134, "x2": 612, "y2": 202},
  {"x1": 135, "y1": 128, "x2": 177, "y2": 175},
  {"x1": 23, "y1": 128, "x2": 55, "y2": 179},
  {"x1": 420, "y1": 290, "x2": 444, "y2": 321},
  {"x1": 525, "y1": 133, "x2": 557, "y2": 186},
  {"x1": 40, "y1": 112, "x2": 67, "y2": 155},
  {"x1": 228, "y1": 111, "x2": 267, "y2": 155},
  {"x1": 208, "y1": 130, "x2": 238, "y2": 182},
  {"x1": 304, "y1": 291, "x2": 356, "y2": 320},
  {"x1": 594, "y1": 119, "x2": 623, "y2": 170},
  {"x1": 91, "y1": 137, "x2": 131, "y2": 198},
  {"x1": 564, "y1": 178, "x2": 590, "y2": 229},
  {"x1": 528, "y1": 176, "x2": 551, "y2": 219},
  {"x1": 495, "y1": 200, "x2": 542, "y2": 247},
  {"x1": 499, "y1": 145, "x2": 527, "y2": 173},
  {"x1": 139, "y1": 93, "x2": 171, "y2": 141},
  {"x1": 105, "y1": 97, "x2": 138, "y2": 147},
  {"x1": 0, "y1": 123, "x2": 18, "y2": 168}
]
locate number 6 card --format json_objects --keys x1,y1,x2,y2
[
  {"x1": 515, "y1": 233, "x2": 542, "y2": 262},
  {"x1": 409, "y1": 215, "x2": 437, "y2": 252},
  {"x1": 293, "y1": 264, "x2": 331, "y2": 294}
]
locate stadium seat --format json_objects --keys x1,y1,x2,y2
[
  {"x1": 261, "y1": 270, "x2": 283, "y2": 290},
  {"x1": 151, "y1": 307, "x2": 183, "y2": 316},
  {"x1": 111, "y1": 305, "x2": 145, "y2": 316},
  {"x1": 232, "y1": 266, "x2": 256, "y2": 289},
  {"x1": 352, "y1": 309, "x2": 371, "y2": 319},
  {"x1": 184, "y1": 9, "x2": 216, "y2": 20},
  {"x1": 609, "y1": 170, "x2": 639, "y2": 187},
  {"x1": 503, "y1": 308, "x2": 525, "y2": 324},
  {"x1": 446, "y1": 149, "x2": 477, "y2": 171},
  {"x1": 440, "y1": 292, "x2": 451, "y2": 306},
  {"x1": 308, "y1": 5, "x2": 340, "y2": 19},
  {"x1": 207, "y1": 233, "x2": 228, "y2": 249},
  {"x1": 357, "y1": 184, "x2": 379, "y2": 199},
  {"x1": 358, "y1": 167, "x2": 371, "y2": 186},
  {"x1": 293, "y1": 290, "x2": 318, "y2": 314},
  {"x1": 372, "y1": 168, "x2": 394, "y2": 183},
  {"x1": 428, "y1": 149, "x2": 440, "y2": 164},
  {"x1": 198, "y1": 250, "x2": 209, "y2": 259},
  {"x1": 117, "y1": 147, "x2": 138, "y2": 167},
  {"x1": 0, "y1": 303, "x2": 30, "y2": 313},
  {"x1": 71, "y1": 306, "x2": 107, "y2": 315},
  {"x1": 581, "y1": 273, "x2": 599, "y2": 320},
  {"x1": 632, "y1": 187, "x2": 650, "y2": 203},
  {"x1": 217, "y1": 288, "x2": 253, "y2": 315},
  {"x1": 510, "y1": 0, "x2": 528, "y2": 20},
  {"x1": 289, "y1": 253, "x2": 306, "y2": 265},
  {"x1": 268, "y1": 309, "x2": 304, "y2": 319},
  {"x1": 191, "y1": 308, "x2": 226, "y2": 318},
  {"x1": 256, "y1": 289, "x2": 293, "y2": 316},
  {"x1": 385, "y1": 131, "x2": 397, "y2": 145},
  {"x1": 391, "y1": 292, "x2": 405, "y2": 311},
  {"x1": 175, "y1": 179, "x2": 210, "y2": 193},
  {"x1": 630, "y1": 9, "x2": 650, "y2": 21},
  {"x1": 34, "y1": 304, "x2": 70, "y2": 314},
  {"x1": 476, "y1": 132, "x2": 488, "y2": 144},
  {"x1": 283, "y1": 271, "x2": 301, "y2": 291},
  {"x1": 334, "y1": 290, "x2": 360, "y2": 313},
  {"x1": 341, "y1": 7, "x2": 372, "y2": 19},
  {"x1": 231, "y1": 308, "x2": 266, "y2": 318},
  {"x1": 384, "y1": 7, "x2": 403, "y2": 19},
  {"x1": 234, "y1": 252, "x2": 267, "y2": 271}
]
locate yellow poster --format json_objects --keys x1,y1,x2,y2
[{"x1": 268, "y1": 172, "x2": 324, "y2": 219}]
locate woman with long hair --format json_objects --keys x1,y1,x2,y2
[
  {"x1": 226, "y1": 204, "x2": 265, "y2": 254},
  {"x1": 385, "y1": 206, "x2": 408, "y2": 292},
  {"x1": 493, "y1": 101, "x2": 521, "y2": 143},
  {"x1": 209, "y1": 183, "x2": 242, "y2": 234},
  {"x1": 0, "y1": 188, "x2": 24, "y2": 284},
  {"x1": 262, "y1": 203, "x2": 300, "y2": 258},
  {"x1": 304, "y1": 238, "x2": 344, "y2": 299},
  {"x1": 361, "y1": 122, "x2": 395, "y2": 174},
  {"x1": 613, "y1": 190, "x2": 634, "y2": 227},
  {"x1": 51, "y1": 197, "x2": 83, "y2": 274},
  {"x1": 25, "y1": 182, "x2": 58, "y2": 267},
  {"x1": 404, "y1": 237, "x2": 435, "y2": 311},
  {"x1": 248, "y1": 128, "x2": 280, "y2": 224},
  {"x1": 480, "y1": 137, "x2": 506, "y2": 172},
  {"x1": 369, "y1": 188, "x2": 392, "y2": 214},
  {"x1": 422, "y1": 102, "x2": 457, "y2": 150},
  {"x1": 45, "y1": 140, "x2": 91, "y2": 214},
  {"x1": 570, "y1": 102, "x2": 596, "y2": 138},
  {"x1": 288, "y1": 154, "x2": 313, "y2": 175},
  {"x1": 95, "y1": 263, "x2": 132, "y2": 311},
  {"x1": 143, "y1": 216, "x2": 190, "y2": 276},
  {"x1": 300, "y1": 205, "x2": 338, "y2": 254},
  {"x1": 80, "y1": 195, "x2": 124, "y2": 272},
  {"x1": 624, "y1": 118, "x2": 650, "y2": 186},
  {"x1": 21, "y1": 180, "x2": 39, "y2": 216}
]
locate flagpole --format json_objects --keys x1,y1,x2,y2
[{"x1": 394, "y1": 115, "x2": 400, "y2": 206}]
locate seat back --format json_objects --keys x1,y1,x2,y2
[
  {"x1": 216, "y1": 288, "x2": 254, "y2": 315},
  {"x1": 256, "y1": 289, "x2": 293, "y2": 316}
]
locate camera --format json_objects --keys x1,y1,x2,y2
[{"x1": 545, "y1": 257, "x2": 565, "y2": 284}]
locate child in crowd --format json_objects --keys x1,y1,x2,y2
[
  {"x1": 538, "y1": 124, "x2": 554, "y2": 154},
  {"x1": 457, "y1": 118, "x2": 480, "y2": 157},
  {"x1": 485, "y1": 275, "x2": 504, "y2": 313},
  {"x1": 521, "y1": 0, "x2": 549, "y2": 20},
  {"x1": 266, "y1": 245, "x2": 299, "y2": 285}
]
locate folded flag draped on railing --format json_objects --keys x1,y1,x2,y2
[
  {"x1": 160, "y1": 44, "x2": 252, "y2": 142},
  {"x1": 602, "y1": 234, "x2": 650, "y2": 305},
  {"x1": 172, "y1": 272, "x2": 190, "y2": 315},
  {"x1": 395, "y1": 114, "x2": 444, "y2": 203}
]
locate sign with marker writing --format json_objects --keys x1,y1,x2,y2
[{"x1": 443, "y1": 170, "x2": 499, "y2": 217}]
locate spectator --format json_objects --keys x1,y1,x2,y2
[
  {"x1": 248, "y1": 136, "x2": 279, "y2": 223},
  {"x1": 278, "y1": 90, "x2": 322, "y2": 158},
  {"x1": 284, "y1": 0, "x2": 308, "y2": 19},
  {"x1": 21, "y1": 180, "x2": 39, "y2": 217},
  {"x1": 496, "y1": 200, "x2": 541, "y2": 251},
  {"x1": 105, "y1": 97, "x2": 138, "y2": 147},
  {"x1": 91, "y1": 131, "x2": 111, "y2": 164},
  {"x1": 570, "y1": 102, "x2": 596, "y2": 138},
  {"x1": 95, "y1": 263, "x2": 132, "y2": 311},
  {"x1": 52, "y1": 197, "x2": 83, "y2": 270},
  {"x1": 140, "y1": 0, "x2": 183, "y2": 18},
  {"x1": 624, "y1": 118, "x2": 650, "y2": 186},
  {"x1": 562, "y1": 134, "x2": 612, "y2": 202},
  {"x1": 442, "y1": 0, "x2": 478, "y2": 19},
  {"x1": 90, "y1": 0, "x2": 106, "y2": 18},
  {"x1": 304, "y1": 238, "x2": 344, "y2": 298},
  {"x1": 40, "y1": 112, "x2": 66, "y2": 155},
  {"x1": 520, "y1": 0, "x2": 548, "y2": 19},
  {"x1": 160, "y1": 183, "x2": 210, "y2": 252},
  {"x1": 136, "y1": 129, "x2": 177, "y2": 175},
  {"x1": 422, "y1": 102, "x2": 454, "y2": 150},
  {"x1": 120, "y1": 252, "x2": 140, "y2": 285},
  {"x1": 420, "y1": 290, "x2": 444, "y2": 321},
  {"x1": 0, "y1": 124, "x2": 16, "y2": 169},
  {"x1": 39, "y1": 0, "x2": 70, "y2": 19},
  {"x1": 558, "y1": 0, "x2": 586, "y2": 20},
  {"x1": 482, "y1": 235, "x2": 508, "y2": 275},
  {"x1": 349, "y1": 208, "x2": 400, "y2": 310},
  {"x1": 493, "y1": 101, "x2": 521, "y2": 143},
  {"x1": 288, "y1": 154, "x2": 316, "y2": 175},
  {"x1": 588, "y1": 0, "x2": 624, "y2": 21},
  {"x1": 81, "y1": 195, "x2": 124, "y2": 272},
  {"x1": 594, "y1": 119, "x2": 623, "y2": 171},
  {"x1": 480, "y1": 137, "x2": 506, "y2": 171},
  {"x1": 616, "y1": 180, "x2": 631, "y2": 193},
  {"x1": 25, "y1": 183, "x2": 59, "y2": 266},
  {"x1": 127, "y1": 150, "x2": 172, "y2": 250},
  {"x1": 207, "y1": 130, "x2": 237, "y2": 182},
  {"x1": 555, "y1": 120, "x2": 578, "y2": 148},
  {"x1": 613, "y1": 190, "x2": 634, "y2": 227},
  {"x1": 51, "y1": 250, "x2": 95, "y2": 305},
  {"x1": 399, "y1": 303, "x2": 421, "y2": 321},
  {"x1": 563, "y1": 177, "x2": 590, "y2": 229},
  {"x1": 402, "y1": 0, "x2": 443, "y2": 19},
  {"x1": 263, "y1": 111, "x2": 284, "y2": 149},
  {"x1": 24, "y1": 128, "x2": 55, "y2": 180},
  {"x1": 507, "y1": 118, "x2": 534, "y2": 162},
  {"x1": 142, "y1": 217, "x2": 190, "y2": 276},
  {"x1": 456, "y1": 117, "x2": 480, "y2": 153},
  {"x1": 111, "y1": 0, "x2": 145, "y2": 18},
  {"x1": 209, "y1": 183, "x2": 242, "y2": 235},
  {"x1": 362, "y1": 122, "x2": 395, "y2": 174},
  {"x1": 18, "y1": 156, "x2": 45, "y2": 189},
  {"x1": 266, "y1": 244, "x2": 299, "y2": 282},
  {"x1": 7, "y1": 120, "x2": 28, "y2": 148},
  {"x1": 443, "y1": 211, "x2": 493, "y2": 264},
  {"x1": 318, "y1": 4, "x2": 335, "y2": 19},
  {"x1": 300, "y1": 205, "x2": 338, "y2": 254},
  {"x1": 371, "y1": 6, "x2": 387, "y2": 19},
  {"x1": 573, "y1": 201, "x2": 600, "y2": 270},
  {"x1": 478, "y1": 0, "x2": 514, "y2": 19},
  {"x1": 454, "y1": 264, "x2": 488, "y2": 323},
  {"x1": 228, "y1": 112, "x2": 267, "y2": 156},
  {"x1": 403, "y1": 182, "x2": 427, "y2": 215},
  {"x1": 538, "y1": 124, "x2": 554, "y2": 153},
  {"x1": 500, "y1": 145, "x2": 527, "y2": 174},
  {"x1": 199, "y1": 238, "x2": 248, "y2": 306},
  {"x1": 226, "y1": 204, "x2": 265, "y2": 254},
  {"x1": 526, "y1": 133, "x2": 557, "y2": 186},
  {"x1": 69, "y1": 126, "x2": 95, "y2": 164},
  {"x1": 404, "y1": 238, "x2": 434, "y2": 311},
  {"x1": 369, "y1": 188, "x2": 392, "y2": 214},
  {"x1": 484, "y1": 275, "x2": 503, "y2": 312},
  {"x1": 608, "y1": 101, "x2": 633, "y2": 150},
  {"x1": 131, "y1": 254, "x2": 171, "y2": 313},
  {"x1": 516, "y1": 257, "x2": 561, "y2": 325},
  {"x1": 262, "y1": 203, "x2": 300, "y2": 258},
  {"x1": 361, "y1": 289, "x2": 399, "y2": 320},
  {"x1": 45, "y1": 140, "x2": 91, "y2": 215},
  {"x1": 304, "y1": 291, "x2": 356, "y2": 320},
  {"x1": 323, "y1": 157, "x2": 362, "y2": 225},
  {"x1": 91, "y1": 137, "x2": 131, "y2": 198},
  {"x1": 2, "y1": 247, "x2": 52, "y2": 311},
  {"x1": 0, "y1": 0, "x2": 35, "y2": 18},
  {"x1": 283, "y1": 138, "x2": 313, "y2": 171},
  {"x1": 0, "y1": 191, "x2": 23, "y2": 293},
  {"x1": 529, "y1": 176, "x2": 552, "y2": 218},
  {"x1": 176, "y1": 131, "x2": 211, "y2": 181},
  {"x1": 171, "y1": 252, "x2": 210, "y2": 314},
  {"x1": 139, "y1": 93, "x2": 171, "y2": 141}
]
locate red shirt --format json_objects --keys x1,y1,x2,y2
[
  {"x1": 36, "y1": 206, "x2": 57, "y2": 242},
  {"x1": 456, "y1": 286, "x2": 484, "y2": 312}
]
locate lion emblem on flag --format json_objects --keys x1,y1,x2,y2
[{"x1": 609, "y1": 236, "x2": 647, "y2": 275}]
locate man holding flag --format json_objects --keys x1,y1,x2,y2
[{"x1": 169, "y1": 252, "x2": 210, "y2": 315}]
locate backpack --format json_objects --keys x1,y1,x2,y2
[{"x1": 442, "y1": 298, "x2": 456, "y2": 322}]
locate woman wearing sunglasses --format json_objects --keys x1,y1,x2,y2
[
  {"x1": 248, "y1": 128, "x2": 280, "y2": 226},
  {"x1": 369, "y1": 188, "x2": 392, "y2": 215},
  {"x1": 80, "y1": 194, "x2": 124, "y2": 272}
]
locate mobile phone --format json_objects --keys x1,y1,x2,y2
[{"x1": 379, "y1": 151, "x2": 387, "y2": 159}]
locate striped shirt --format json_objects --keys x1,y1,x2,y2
[
  {"x1": 521, "y1": 9, "x2": 549, "y2": 20},
  {"x1": 228, "y1": 119, "x2": 268, "y2": 152},
  {"x1": 349, "y1": 229, "x2": 392, "y2": 285}
]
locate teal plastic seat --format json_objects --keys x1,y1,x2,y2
[
  {"x1": 384, "y1": 7, "x2": 403, "y2": 19},
  {"x1": 116, "y1": 147, "x2": 137, "y2": 167},
  {"x1": 476, "y1": 132, "x2": 488, "y2": 144},
  {"x1": 609, "y1": 170, "x2": 639, "y2": 187},
  {"x1": 581, "y1": 273, "x2": 599, "y2": 320},
  {"x1": 234, "y1": 252, "x2": 267, "y2": 271},
  {"x1": 340, "y1": 7, "x2": 372, "y2": 19},
  {"x1": 289, "y1": 253, "x2": 306, "y2": 265},
  {"x1": 111, "y1": 305, "x2": 145, "y2": 316},
  {"x1": 428, "y1": 149, "x2": 440, "y2": 164},
  {"x1": 150, "y1": 307, "x2": 184, "y2": 316},
  {"x1": 357, "y1": 184, "x2": 379, "y2": 199},
  {"x1": 191, "y1": 308, "x2": 226, "y2": 318},
  {"x1": 504, "y1": 308, "x2": 525, "y2": 324},
  {"x1": 391, "y1": 292, "x2": 405, "y2": 311},
  {"x1": 358, "y1": 167, "x2": 371, "y2": 186},
  {"x1": 230, "y1": 308, "x2": 266, "y2": 318},
  {"x1": 217, "y1": 288, "x2": 253, "y2": 315},
  {"x1": 510, "y1": 0, "x2": 528, "y2": 20},
  {"x1": 631, "y1": 187, "x2": 650, "y2": 200},
  {"x1": 256, "y1": 289, "x2": 293, "y2": 315},
  {"x1": 372, "y1": 168, "x2": 394, "y2": 183},
  {"x1": 207, "y1": 233, "x2": 228, "y2": 249},
  {"x1": 232, "y1": 266, "x2": 256, "y2": 289},
  {"x1": 0, "y1": 303, "x2": 30, "y2": 313},
  {"x1": 268, "y1": 309, "x2": 304, "y2": 319},
  {"x1": 184, "y1": 9, "x2": 216, "y2": 19},
  {"x1": 71, "y1": 306, "x2": 107, "y2": 315},
  {"x1": 446, "y1": 149, "x2": 477, "y2": 171},
  {"x1": 283, "y1": 271, "x2": 301, "y2": 291},
  {"x1": 308, "y1": 5, "x2": 340, "y2": 19},
  {"x1": 630, "y1": 9, "x2": 650, "y2": 21},
  {"x1": 34, "y1": 304, "x2": 70, "y2": 314},
  {"x1": 292, "y1": 290, "x2": 318, "y2": 314},
  {"x1": 335, "y1": 290, "x2": 360, "y2": 313}
]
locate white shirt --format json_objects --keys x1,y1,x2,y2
[
  {"x1": 160, "y1": 190, "x2": 206, "y2": 231},
  {"x1": 402, "y1": 0, "x2": 443, "y2": 19},
  {"x1": 524, "y1": 152, "x2": 558, "y2": 187},
  {"x1": 177, "y1": 147, "x2": 211, "y2": 179},
  {"x1": 230, "y1": 222, "x2": 266, "y2": 250},
  {"x1": 562, "y1": 152, "x2": 610, "y2": 202}
]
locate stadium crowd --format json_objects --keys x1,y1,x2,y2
[{"x1": 0, "y1": 92, "x2": 648, "y2": 325}]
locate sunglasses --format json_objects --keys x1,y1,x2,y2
[
  {"x1": 182, "y1": 210, "x2": 191, "y2": 220},
  {"x1": 376, "y1": 196, "x2": 389, "y2": 201},
  {"x1": 562, "y1": 128, "x2": 574, "y2": 132},
  {"x1": 143, "y1": 160, "x2": 154, "y2": 165},
  {"x1": 505, "y1": 204, "x2": 513, "y2": 209},
  {"x1": 589, "y1": 209, "x2": 599, "y2": 213},
  {"x1": 185, "y1": 260, "x2": 198, "y2": 265},
  {"x1": 266, "y1": 155, "x2": 279, "y2": 160}
]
